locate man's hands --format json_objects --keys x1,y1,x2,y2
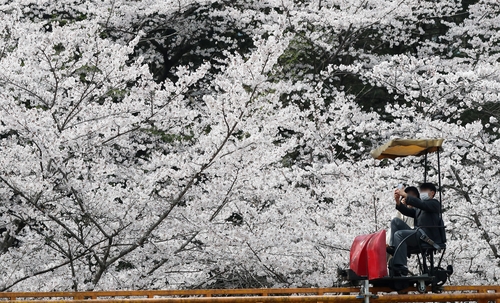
[
  {"x1": 396, "y1": 188, "x2": 408, "y2": 198},
  {"x1": 394, "y1": 189, "x2": 400, "y2": 205},
  {"x1": 394, "y1": 188, "x2": 407, "y2": 206}
]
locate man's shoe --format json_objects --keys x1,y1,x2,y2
[
  {"x1": 393, "y1": 266, "x2": 409, "y2": 277},
  {"x1": 386, "y1": 246, "x2": 396, "y2": 255}
]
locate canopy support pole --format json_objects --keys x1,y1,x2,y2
[
  {"x1": 437, "y1": 148, "x2": 442, "y2": 217},
  {"x1": 424, "y1": 152, "x2": 428, "y2": 183}
]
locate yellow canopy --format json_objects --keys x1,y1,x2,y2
[{"x1": 370, "y1": 138, "x2": 444, "y2": 160}]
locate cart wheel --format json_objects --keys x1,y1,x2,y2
[{"x1": 417, "y1": 280, "x2": 426, "y2": 293}]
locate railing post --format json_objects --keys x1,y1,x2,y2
[
  {"x1": 356, "y1": 280, "x2": 376, "y2": 303},
  {"x1": 318, "y1": 290, "x2": 324, "y2": 303},
  {"x1": 478, "y1": 288, "x2": 488, "y2": 303},
  {"x1": 494, "y1": 288, "x2": 500, "y2": 303}
]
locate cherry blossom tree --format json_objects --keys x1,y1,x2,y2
[{"x1": 1, "y1": 0, "x2": 499, "y2": 292}]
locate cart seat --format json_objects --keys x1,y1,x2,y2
[{"x1": 408, "y1": 242, "x2": 446, "y2": 255}]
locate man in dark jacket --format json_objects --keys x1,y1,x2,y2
[{"x1": 387, "y1": 183, "x2": 444, "y2": 276}]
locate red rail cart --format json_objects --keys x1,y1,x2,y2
[{"x1": 340, "y1": 139, "x2": 453, "y2": 299}]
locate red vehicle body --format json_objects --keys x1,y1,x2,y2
[{"x1": 349, "y1": 230, "x2": 387, "y2": 280}]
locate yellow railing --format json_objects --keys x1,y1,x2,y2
[{"x1": 0, "y1": 285, "x2": 499, "y2": 303}]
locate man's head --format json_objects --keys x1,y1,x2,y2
[
  {"x1": 419, "y1": 183, "x2": 437, "y2": 200},
  {"x1": 404, "y1": 186, "x2": 420, "y2": 199}
]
